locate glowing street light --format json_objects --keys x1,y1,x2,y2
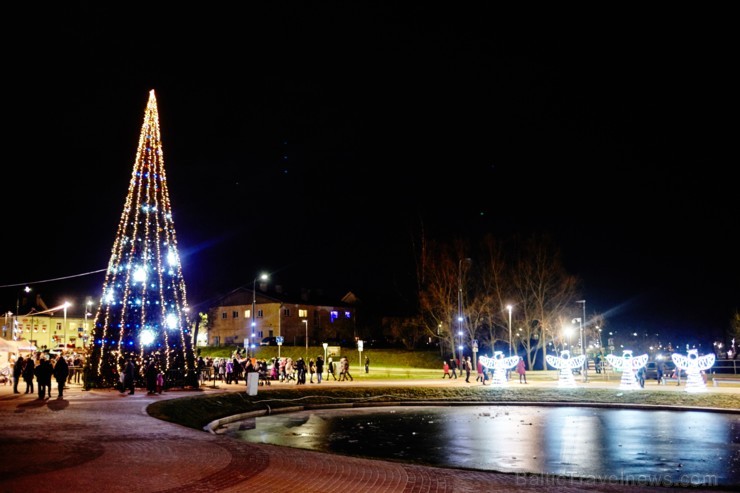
[
  {"x1": 576, "y1": 299, "x2": 588, "y2": 382},
  {"x1": 63, "y1": 301, "x2": 71, "y2": 348},
  {"x1": 506, "y1": 304, "x2": 513, "y2": 357},
  {"x1": 457, "y1": 258, "x2": 471, "y2": 363},
  {"x1": 251, "y1": 272, "x2": 269, "y2": 357},
  {"x1": 14, "y1": 286, "x2": 31, "y2": 341},
  {"x1": 303, "y1": 319, "x2": 309, "y2": 358}
]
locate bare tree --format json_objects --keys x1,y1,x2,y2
[
  {"x1": 509, "y1": 235, "x2": 579, "y2": 370},
  {"x1": 417, "y1": 240, "x2": 460, "y2": 358}
]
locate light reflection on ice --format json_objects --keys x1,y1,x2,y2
[{"x1": 223, "y1": 405, "x2": 739, "y2": 486}]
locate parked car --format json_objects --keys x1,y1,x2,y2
[
  {"x1": 260, "y1": 337, "x2": 277, "y2": 346},
  {"x1": 644, "y1": 360, "x2": 685, "y2": 380}
]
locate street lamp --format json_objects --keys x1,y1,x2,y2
[
  {"x1": 251, "y1": 273, "x2": 269, "y2": 357},
  {"x1": 63, "y1": 301, "x2": 71, "y2": 346},
  {"x1": 303, "y1": 320, "x2": 308, "y2": 358},
  {"x1": 458, "y1": 330, "x2": 464, "y2": 362},
  {"x1": 576, "y1": 299, "x2": 588, "y2": 382},
  {"x1": 564, "y1": 326, "x2": 573, "y2": 352},
  {"x1": 15, "y1": 286, "x2": 31, "y2": 341},
  {"x1": 457, "y1": 258, "x2": 471, "y2": 363},
  {"x1": 506, "y1": 304, "x2": 513, "y2": 357},
  {"x1": 323, "y1": 342, "x2": 328, "y2": 372}
]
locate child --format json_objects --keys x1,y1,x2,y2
[{"x1": 156, "y1": 371, "x2": 164, "y2": 394}]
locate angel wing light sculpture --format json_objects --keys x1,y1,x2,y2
[
  {"x1": 672, "y1": 349, "x2": 715, "y2": 393},
  {"x1": 605, "y1": 350, "x2": 648, "y2": 390},
  {"x1": 478, "y1": 351, "x2": 520, "y2": 386},
  {"x1": 545, "y1": 350, "x2": 586, "y2": 388}
]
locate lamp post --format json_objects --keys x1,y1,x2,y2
[
  {"x1": 251, "y1": 273, "x2": 269, "y2": 357},
  {"x1": 323, "y1": 342, "x2": 328, "y2": 371},
  {"x1": 506, "y1": 304, "x2": 513, "y2": 357},
  {"x1": 303, "y1": 320, "x2": 308, "y2": 358},
  {"x1": 83, "y1": 300, "x2": 93, "y2": 348},
  {"x1": 458, "y1": 330, "x2": 463, "y2": 363},
  {"x1": 457, "y1": 258, "x2": 471, "y2": 363},
  {"x1": 576, "y1": 299, "x2": 588, "y2": 382},
  {"x1": 15, "y1": 286, "x2": 31, "y2": 341},
  {"x1": 63, "y1": 301, "x2": 71, "y2": 347},
  {"x1": 564, "y1": 326, "x2": 573, "y2": 353}
]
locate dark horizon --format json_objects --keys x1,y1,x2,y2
[{"x1": 1, "y1": 5, "x2": 737, "y2": 350}]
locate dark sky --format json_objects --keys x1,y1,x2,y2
[{"x1": 2, "y1": 5, "x2": 737, "y2": 347}]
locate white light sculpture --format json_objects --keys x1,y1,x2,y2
[
  {"x1": 545, "y1": 350, "x2": 586, "y2": 388},
  {"x1": 606, "y1": 350, "x2": 648, "y2": 390},
  {"x1": 672, "y1": 349, "x2": 715, "y2": 393},
  {"x1": 479, "y1": 350, "x2": 520, "y2": 386}
]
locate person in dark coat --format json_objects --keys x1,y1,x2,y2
[
  {"x1": 122, "y1": 358, "x2": 136, "y2": 395},
  {"x1": 12, "y1": 355, "x2": 24, "y2": 394},
  {"x1": 145, "y1": 360, "x2": 158, "y2": 394},
  {"x1": 34, "y1": 356, "x2": 53, "y2": 399},
  {"x1": 22, "y1": 356, "x2": 35, "y2": 394},
  {"x1": 52, "y1": 355, "x2": 69, "y2": 398}
]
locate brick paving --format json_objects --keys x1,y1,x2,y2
[{"x1": 0, "y1": 377, "x2": 734, "y2": 493}]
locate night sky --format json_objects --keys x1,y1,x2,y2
[{"x1": 2, "y1": 5, "x2": 737, "y2": 347}]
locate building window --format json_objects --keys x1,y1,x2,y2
[
  {"x1": 245, "y1": 309, "x2": 251, "y2": 318},
  {"x1": 298, "y1": 309, "x2": 308, "y2": 318},
  {"x1": 283, "y1": 307, "x2": 291, "y2": 317},
  {"x1": 330, "y1": 311, "x2": 338, "y2": 322},
  {"x1": 345, "y1": 311, "x2": 351, "y2": 319},
  {"x1": 221, "y1": 312, "x2": 227, "y2": 319},
  {"x1": 232, "y1": 311, "x2": 239, "y2": 318},
  {"x1": 257, "y1": 309, "x2": 264, "y2": 318}
]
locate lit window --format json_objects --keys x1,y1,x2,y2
[
  {"x1": 298, "y1": 309, "x2": 307, "y2": 318},
  {"x1": 345, "y1": 311, "x2": 351, "y2": 319},
  {"x1": 245, "y1": 310, "x2": 251, "y2": 318},
  {"x1": 330, "y1": 311, "x2": 338, "y2": 322}
]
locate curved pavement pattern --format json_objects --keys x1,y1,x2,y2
[{"x1": 0, "y1": 377, "x2": 734, "y2": 493}]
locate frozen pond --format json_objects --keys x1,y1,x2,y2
[{"x1": 222, "y1": 405, "x2": 740, "y2": 487}]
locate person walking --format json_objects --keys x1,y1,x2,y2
[
  {"x1": 326, "y1": 357, "x2": 337, "y2": 381},
  {"x1": 449, "y1": 357, "x2": 458, "y2": 379},
  {"x1": 464, "y1": 356, "x2": 472, "y2": 383},
  {"x1": 34, "y1": 356, "x2": 53, "y2": 400},
  {"x1": 309, "y1": 358, "x2": 316, "y2": 383},
  {"x1": 12, "y1": 354, "x2": 23, "y2": 394},
  {"x1": 516, "y1": 357, "x2": 527, "y2": 384},
  {"x1": 52, "y1": 354, "x2": 69, "y2": 398},
  {"x1": 342, "y1": 357, "x2": 353, "y2": 382},
  {"x1": 442, "y1": 360, "x2": 451, "y2": 378},
  {"x1": 365, "y1": 356, "x2": 370, "y2": 374},
  {"x1": 315, "y1": 356, "x2": 324, "y2": 384},
  {"x1": 122, "y1": 357, "x2": 136, "y2": 395},
  {"x1": 475, "y1": 358, "x2": 484, "y2": 384},
  {"x1": 145, "y1": 360, "x2": 158, "y2": 394},
  {"x1": 22, "y1": 356, "x2": 35, "y2": 394}
]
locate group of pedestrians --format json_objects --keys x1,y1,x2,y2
[
  {"x1": 445, "y1": 355, "x2": 528, "y2": 385},
  {"x1": 442, "y1": 356, "x2": 474, "y2": 382},
  {"x1": 12, "y1": 352, "x2": 70, "y2": 399}
]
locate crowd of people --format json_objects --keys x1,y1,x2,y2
[
  {"x1": 7, "y1": 350, "x2": 85, "y2": 399},
  {"x1": 196, "y1": 353, "x2": 357, "y2": 385}
]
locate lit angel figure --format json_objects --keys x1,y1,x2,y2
[
  {"x1": 672, "y1": 349, "x2": 715, "y2": 393},
  {"x1": 546, "y1": 350, "x2": 586, "y2": 388},
  {"x1": 479, "y1": 351, "x2": 520, "y2": 386},
  {"x1": 605, "y1": 350, "x2": 648, "y2": 390}
]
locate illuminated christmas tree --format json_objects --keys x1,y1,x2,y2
[{"x1": 88, "y1": 90, "x2": 195, "y2": 388}]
